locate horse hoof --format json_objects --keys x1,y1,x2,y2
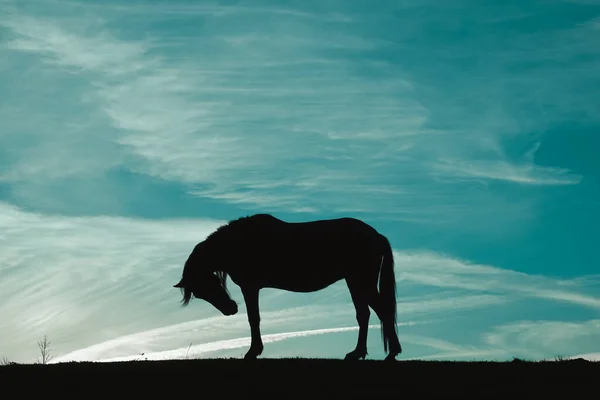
[
  {"x1": 244, "y1": 346, "x2": 263, "y2": 360},
  {"x1": 344, "y1": 350, "x2": 367, "y2": 360},
  {"x1": 384, "y1": 353, "x2": 399, "y2": 361}
]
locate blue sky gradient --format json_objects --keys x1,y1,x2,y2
[{"x1": 1, "y1": 0, "x2": 599, "y2": 363}]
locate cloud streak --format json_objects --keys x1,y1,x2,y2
[
  {"x1": 397, "y1": 252, "x2": 600, "y2": 310},
  {"x1": 1, "y1": 0, "x2": 598, "y2": 365},
  {"x1": 484, "y1": 320, "x2": 600, "y2": 360},
  {"x1": 52, "y1": 322, "x2": 428, "y2": 363},
  {"x1": 0, "y1": 202, "x2": 226, "y2": 361},
  {"x1": 1, "y1": 0, "x2": 589, "y2": 226},
  {"x1": 2, "y1": 203, "x2": 599, "y2": 362}
]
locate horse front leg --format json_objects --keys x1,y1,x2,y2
[
  {"x1": 241, "y1": 286, "x2": 264, "y2": 359},
  {"x1": 345, "y1": 279, "x2": 370, "y2": 360}
]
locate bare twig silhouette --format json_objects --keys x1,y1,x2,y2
[{"x1": 36, "y1": 335, "x2": 55, "y2": 365}]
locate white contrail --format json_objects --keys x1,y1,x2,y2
[{"x1": 53, "y1": 321, "x2": 425, "y2": 363}]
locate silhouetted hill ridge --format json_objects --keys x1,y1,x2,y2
[{"x1": 1, "y1": 358, "x2": 597, "y2": 397}]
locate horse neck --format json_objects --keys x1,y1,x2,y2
[{"x1": 194, "y1": 237, "x2": 235, "y2": 276}]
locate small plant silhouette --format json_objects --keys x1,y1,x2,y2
[
  {"x1": 1, "y1": 356, "x2": 15, "y2": 365},
  {"x1": 36, "y1": 335, "x2": 56, "y2": 364}
]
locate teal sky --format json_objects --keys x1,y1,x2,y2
[{"x1": 1, "y1": 0, "x2": 599, "y2": 363}]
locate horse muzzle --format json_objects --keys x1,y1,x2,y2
[{"x1": 222, "y1": 302, "x2": 238, "y2": 316}]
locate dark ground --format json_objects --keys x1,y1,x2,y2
[{"x1": 0, "y1": 358, "x2": 597, "y2": 397}]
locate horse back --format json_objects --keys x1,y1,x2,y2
[{"x1": 228, "y1": 216, "x2": 382, "y2": 290}]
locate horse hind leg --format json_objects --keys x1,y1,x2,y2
[
  {"x1": 344, "y1": 279, "x2": 370, "y2": 360},
  {"x1": 367, "y1": 290, "x2": 402, "y2": 361}
]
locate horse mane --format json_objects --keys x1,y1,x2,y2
[
  {"x1": 178, "y1": 214, "x2": 278, "y2": 306},
  {"x1": 181, "y1": 214, "x2": 273, "y2": 296},
  {"x1": 216, "y1": 270, "x2": 229, "y2": 294},
  {"x1": 188, "y1": 214, "x2": 275, "y2": 295},
  {"x1": 204, "y1": 214, "x2": 275, "y2": 242}
]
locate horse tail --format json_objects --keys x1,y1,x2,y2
[{"x1": 378, "y1": 233, "x2": 397, "y2": 353}]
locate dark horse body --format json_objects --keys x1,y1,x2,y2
[{"x1": 174, "y1": 214, "x2": 402, "y2": 361}]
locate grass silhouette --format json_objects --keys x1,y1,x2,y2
[{"x1": 1, "y1": 357, "x2": 597, "y2": 396}]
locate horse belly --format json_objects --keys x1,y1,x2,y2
[
  {"x1": 263, "y1": 273, "x2": 343, "y2": 293},
  {"x1": 261, "y1": 245, "x2": 360, "y2": 292}
]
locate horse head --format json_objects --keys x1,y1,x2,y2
[
  {"x1": 174, "y1": 272, "x2": 238, "y2": 316},
  {"x1": 174, "y1": 242, "x2": 238, "y2": 316}
]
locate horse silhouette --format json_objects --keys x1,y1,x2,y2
[{"x1": 173, "y1": 213, "x2": 402, "y2": 361}]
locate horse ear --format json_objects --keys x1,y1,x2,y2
[{"x1": 173, "y1": 279, "x2": 184, "y2": 288}]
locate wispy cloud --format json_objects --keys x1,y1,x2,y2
[
  {"x1": 0, "y1": 202, "x2": 226, "y2": 361},
  {"x1": 2, "y1": 203, "x2": 599, "y2": 362},
  {"x1": 1, "y1": 0, "x2": 598, "y2": 365},
  {"x1": 430, "y1": 158, "x2": 582, "y2": 186},
  {"x1": 397, "y1": 251, "x2": 600, "y2": 309},
  {"x1": 429, "y1": 142, "x2": 582, "y2": 186},
  {"x1": 483, "y1": 320, "x2": 600, "y2": 360},
  {"x1": 52, "y1": 322, "x2": 429, "y2": 363},
  {"x1": 1, "y1": 1, "x2": 590, "y2": 225}
]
